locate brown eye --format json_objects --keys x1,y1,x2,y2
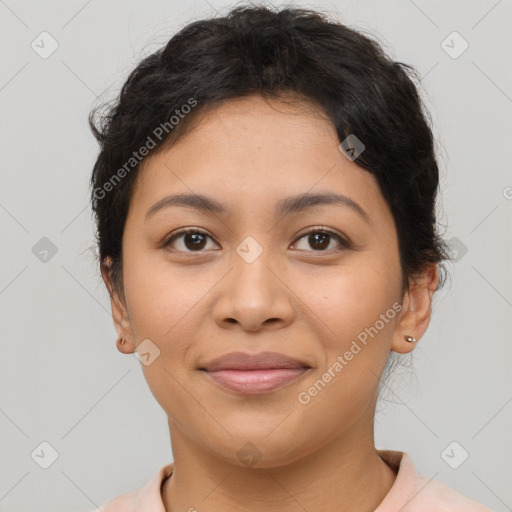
[
  {"x1": 292, "y1": 229, "x2": 350, "y2": 252},
  {"x1": 307, "y1": 232, "x2": 330, "y2": 250},
  {"x1": 164, "y1": 229, "x2": 219, "y2": 252}
]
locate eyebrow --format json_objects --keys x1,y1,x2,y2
[{"x1": 144, "y1": 191, "x2": 371, "y2": 224}]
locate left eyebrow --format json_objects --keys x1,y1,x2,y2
[
  {"x1": 275, "y1": 191, "x2": 371, "y2": 224},
  {"x1": 144, "y1": 191, "x2": 371, "y2": 224}
]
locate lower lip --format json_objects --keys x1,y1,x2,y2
[{"x1": 203, "y1": 368, "x2": 309, "y2": 394}]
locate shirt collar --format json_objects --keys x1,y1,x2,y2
[{"x1": 133, "y1": 450, "x2": 414, "y2": 511}]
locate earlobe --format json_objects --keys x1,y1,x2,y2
[
  {"x1": 391, "y1": 263, "x2": 440, "y2": 354},
  {"x1": 101, "y1": 258, "x2": 135, "y2": 354},
  {"x1": 116, "y1": 336, "x2": 135, "y2": 354}
]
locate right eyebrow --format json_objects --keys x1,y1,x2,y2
[{"x1": 145, "y1": 193, "x2": 226, "y2": 222}]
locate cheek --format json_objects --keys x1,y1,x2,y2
[
  {"x1": 121, "y1": 255, "x2": 209, "y2": 411},
  {"x1": 291, "y1": 263, "x2": 400, "y2": 428},
  {"x1": 297, "y1": 256, "x2": 400, "y2": 348},
  {"x1": 123, "y1": 248, "x2": 210, "y2": 342}
]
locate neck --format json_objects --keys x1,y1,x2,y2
[{"x1": 162, "y1": 417, "x2": 397, "y2": 512}]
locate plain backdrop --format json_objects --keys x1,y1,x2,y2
[{"x1": 0, "y1": 0, "x2": 511, "y2": 511}]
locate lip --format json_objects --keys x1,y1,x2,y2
[
  {"x1": 199, "y1": 351, "x2": 311, "y2": 395},
  {"x1": 200, "y1": 351, "x2": 310, "y2": 371}
]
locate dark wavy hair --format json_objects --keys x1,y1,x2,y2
[{"x1": 89, "y1": 4, "x2": 450, "y2": 300}]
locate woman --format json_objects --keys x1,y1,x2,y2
[{"x1": 89, "y1": 5, "x2": 491, "y2": 511}]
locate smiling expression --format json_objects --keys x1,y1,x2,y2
[{"x1": 106, "y1": 92, "x2": 420, "y2": 467}]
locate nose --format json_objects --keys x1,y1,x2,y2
[{"x1": 212, "y1": 246, "x2": 295, "y2": 332}]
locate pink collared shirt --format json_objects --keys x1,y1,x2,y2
[{"x1": 93, "y1": 450, "x2": 492, "y2": 511}]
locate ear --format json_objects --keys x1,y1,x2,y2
[
  {"x1": 101, "y1": 258, "x2": 135, "y2": 355},
  {"x1": 391, "y1": 263, "x2": 440, "y2": 354}
]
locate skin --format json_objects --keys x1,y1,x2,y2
[{"x1": 102, "y1": 93, "x2": 439, "y2": 512}]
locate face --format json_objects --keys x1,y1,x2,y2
[{"x1": 106, "y1": 93, "x2": 435, "y2": 467}]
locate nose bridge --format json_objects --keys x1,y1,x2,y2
[
  {"x1": 212, "y1": 234, "x2": 294, "y2": 330},
  {"x1": 231, "y1": 233, "x2": 279, "y2": 300}
]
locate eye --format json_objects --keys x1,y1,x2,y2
[
  {"x1": 291, "y1": 228, "x2": 350, "y2": 252},
  {"x1": 163, "y1": 228, "x2": 219, "y2": 252},
  {"x1": 162, "y1": 227, "x2": 350, "y2": 254}
]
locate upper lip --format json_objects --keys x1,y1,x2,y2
[{"x1": 200, "y1": 351, "x2": 311, "y2": 371}]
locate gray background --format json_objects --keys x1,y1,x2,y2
[{"x1": 0, "y1": 0, "x2": 511, "y2": 511}]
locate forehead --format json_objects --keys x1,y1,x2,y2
[{"x1": 129, "y1": 94, "x2": 388, "y2": 225}]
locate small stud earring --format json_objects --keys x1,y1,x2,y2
[
  {"x1": 404, "y1": 335, "x2": 416, "y2": 343},
  {"x1": 119, "y1": 338, "x2": 126, "y2": 345}
]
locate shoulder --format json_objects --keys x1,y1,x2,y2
[
  {"x1": 92, "y1": 489, "x2": 139, "y2": 512},
  {"x1": 377, "y1": 450, "x2": 493, "y2": 512},
  {"x1": 89, "y1": 462, "x2": 174, "y2": 512},
  {"x1": 409, "y1": 475, "x2": 493, "y2": 512}
]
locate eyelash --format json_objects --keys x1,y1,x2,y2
[{"x1": 162, "y1": 227, "x2": 351, "y2": 253}]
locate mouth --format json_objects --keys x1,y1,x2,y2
[
  {"x1": 198, "y1": 351, "x2": 311, "y2": 395},
  {"x1": 202, "y1": 368, "x2": 311, "y2": 394}
]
